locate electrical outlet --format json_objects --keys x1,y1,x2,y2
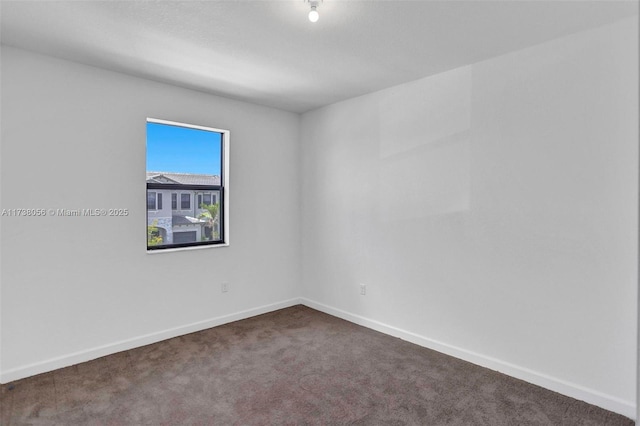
[
  {"x1": 360, "y1": 284, "x2": 366, "y2": 295},
  {"x1": 221, "y1": 282, "x2": 229, "y2": 293}
]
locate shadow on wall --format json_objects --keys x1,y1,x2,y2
[{"x1": 378, "y1": 66, "x2": 472, "y2": 221}]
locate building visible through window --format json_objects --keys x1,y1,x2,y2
[{"x1": 146, "y1": 119, "x2": 228, "y2": 250}]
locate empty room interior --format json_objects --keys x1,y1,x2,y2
[{"x1": 1, "y1": 0, "x2": 639, "y2": 424}]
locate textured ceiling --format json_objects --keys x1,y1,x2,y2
[{"x1": 1, "y1": 1, "x2": 637, "y2": 113}]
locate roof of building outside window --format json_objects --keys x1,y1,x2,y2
[{"x1": 172, "y1": 215, "x2": 207, "y2": 226}]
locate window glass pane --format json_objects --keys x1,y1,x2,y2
[
  {"x1": 171, "y1": 193, "x2": 177, "y2": 210},
  {"x1": 203, "y1": 193, "x2": 212, "y2": 205},
  {"x1": 158, "y1": 193, "x2": 163, "y2": 210}
]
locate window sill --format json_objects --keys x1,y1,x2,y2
[{"x1": 146, "y1": 242, "x2": 229, "y2": 254}]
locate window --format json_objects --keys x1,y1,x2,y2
[
  {"x1": 147, "y1": 192, "x2": 162, "y2": 210},
  {"x1": 147, "y1": 192, "x2": 156, "y2": 210},
  {"x1": 197, "y1": 192, "x2": 214, "y2": 208},
  {"x1": 180, "y1": 193, "x2": 191, "y2": 210},
  {"x1": 146, "y1": 118, "x2": 229, "y2": 251}
]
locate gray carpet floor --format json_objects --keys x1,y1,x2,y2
[{"x1": 0, "y1": 305, "x2": 634, "y2": 425}]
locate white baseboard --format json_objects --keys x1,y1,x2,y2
[
  {"x1": 300, "y1": 298, "x2": 636, "y2": 421},
  {"x1": 0, "y1": 298, "x2": 303, "y2": 384}
]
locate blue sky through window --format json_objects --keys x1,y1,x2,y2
[{"x1": 146, "y1": 122, "x2": 222, "y2": 175}]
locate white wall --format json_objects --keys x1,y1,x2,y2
[
  {"x1": 0, "y1": 46, "x2": 301, "y2": 380},
  {"x1": 301, "y1": 17, "x2": 638, "y2": 418}
]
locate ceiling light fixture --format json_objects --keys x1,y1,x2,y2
[{"x1": 307, "y1": 0, "x2": 320, "y2": 22}]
